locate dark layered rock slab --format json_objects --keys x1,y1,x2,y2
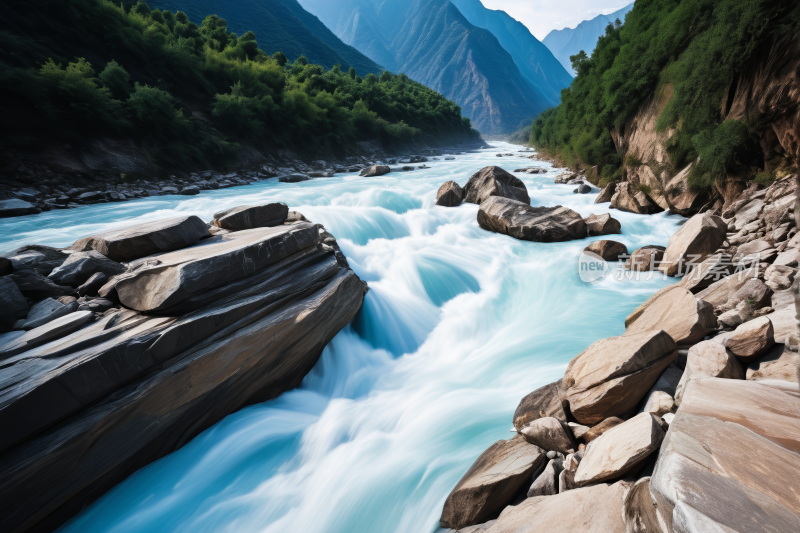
[
  {"x1": 478, "y1": 197, "x2": 587, "y2": 242},
  {"x1": 69, "y1": 215, "x2": 210, "y2": 262},
  {"x1": 212, "y1": 203, "x2": 289, "y2": 231}
]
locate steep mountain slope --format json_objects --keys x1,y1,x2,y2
[
  {"x1": 543, "y1": 3, "x2": 633, "y2": 75},
  {"x1": 449, "y1": 0, "x2": 571, "y2": 106},
  {"x1": 152, "y1": 0, "x2": 383, "y2": 74},
  {"x1": 299, "y1": 0, "x2": 547, "y2": 134}
]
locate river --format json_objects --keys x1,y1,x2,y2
[{"x1": 0, "y1": 142, "x2": 683, "y2": 533}]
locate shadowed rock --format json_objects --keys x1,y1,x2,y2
[
  {"x1": 0, "y1": 310, "x2": 95, "y2": 360},
  {"x1": 360, "y1": 165, "x2": 390, "y2": 177},
  {"x1": 513, "y1": 380, "x2": 567, "y2": 431},
  {"x1": 658, "y1": 212, "x2": 727, "y2": 277},
  {"x1": 436, "y1": 181, "x2": 465, "y2": 207},
  {"x1": 464, "y1": 166, "x2": 530, "y2": 205},
  {"x1": 48, "y1": 251, "x2": 126, "y2": 287},
  {"x1": 528, "y1": 458, "x2": 561, "y2": 497},
  {"x1": 584, "y1": 213, "x2": 621, "y2": 236},
  {"x1": 69, "y1": 215, "x2": 210, "y2": 262},
  {"x1": 584, "y1": 240, "x2": 628, "y2": 262},
  {"x1": 9, "y1": 269, "x2": 74, "y2": 298},
  {"x1": 746, "y1": 344, "x2": 800, "y2": 383},
  {"x1": 594, "y1": 181, "x2": 618, "y2": 204},
  {"x1": 212, "y1": 203, "x2": 289, "y2": 231},
  {"x1": 478, "y1": 197, "x2": 587, "y2": 242},
  {"x1": 582, "y1": 417, "x2": 625, "y2": 444},
  {"x1": 8, "y1": 246, "x2": 68, "y2": 276},
  {"x1": 520, "y1": 417, "x2": 575, "y2": 454},
  {"x1": 0, "y1": 198, "x2": 40, "y2": 217},
  {"x1": 439, "y1": 435, "x2": 546, "y2": 530},
  {"x1": 611, "y1": 183, "x2": 662, "y2": 215},
  {"x1": 0, "y1": 277, "x2": 28, "y2": 329},
  {"x1": 623, "y1": 477, "x2": 663, "y2": 533}
]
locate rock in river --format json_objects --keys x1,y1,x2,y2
[
  {"x1": 513, "y1": 380, "x2": 568, "y2": 431},
  {"x1": 360, "y1": 165, "x2": 391, "y2": 177},
  {"x1": 436, "y1": 181, "x2": 465, "y2": 207},
  {"x1": 584, "y1": 213, "x2": 621, "y2": 236},
  {"x1": 212, "y1": 203, "x2": 289, "y2": 231},
  {"x1": 583, "y1": 240, "x2": 628, "y2": 262},
  {"x1": 478, "y1": 197, "x2": 587, "y2": 242},
  {"x1": 464, "y1": 166, "x2": 530, "y2": 205},
  {"x1": 0, "y1": 198, "x2": 40, "y2": 217}
]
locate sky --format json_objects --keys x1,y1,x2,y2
[{"x1": 480, "y1": 0, "x2": 632, "y2": 40}]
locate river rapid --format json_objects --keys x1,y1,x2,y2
[{"x1": 0, "y1": 142, "x2": 683, "y2": 533}]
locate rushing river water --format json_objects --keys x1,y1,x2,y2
[{"x1": 0, "y1": 142, "x2": 683, "y2": 533}]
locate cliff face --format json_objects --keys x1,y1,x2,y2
[
  {"x1": 0, "y1": 211, "x2": 368, "y2": 532},
  {"x1": 613, "y1": 36, "x2": 800, "y2": 216}
]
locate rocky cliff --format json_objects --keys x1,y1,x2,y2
[{"x1": 0, "y1": 205, "x2": 367, "y2": 532}]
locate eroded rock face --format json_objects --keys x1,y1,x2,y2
[
  {"x1": 562, "y1": 330, "x2": 677, "y2": 425},
  {"x1": 584, "y1": 240, "x2": 628, "y2": 262},
  {"x1": 650, "y1": 378, "x2": 800, "y2": 533},
  {"x1": 625, "y1": 286, "x2": 716, "y2": 345},
  {"x1": 575, "y1": 412, "x2": 665, "y2": 486},
  {"x1": 439, "y1": 435, "x2": 545, "y2": 530},
  {"x1": 478, "y1": 197, "x2": 587, "y2": 242},
  {"x1": 212, "y1": 203, "x2": 289, "y2": 231},
  {"x1": 69, "y1": 215, "x2": 210, "y2": 262},
  {"x1": 115, "y1": 223, "x2": 321, "y2": 313},
  {"x1": 658, "y1": 212, "x2": 727, "y2": 277},
  {"x1": 611, "y1": 183, "x2": 662, "y2": 215},
  {"x1": 513, "y1": 380, "x2": 567, "y2": 431},
  {"x1": 464, "y1": 166, "x2": 530, "y2": 205},
  {"x1": 595, "y1": 181, "x2": 618, "y2": 204},
  {"x1": 674, "y1": 341, "x2": 744, "y2": 405},
  {"x1": 436, "y1": 181, "x2": 465, "y2": 207},
  {"x1": 584, "y1": 213, "x2": 622, "y2": 236},
  {"x1": 484, "y1": 481, "x2": 629, "y2": 533}
]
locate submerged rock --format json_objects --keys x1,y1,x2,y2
[
  {"x1": 478, "y1": 197, "x2": 587, "y2": 242},
  {"x1": 464, "y1": 166, "x2": 530, "y2": 205}
]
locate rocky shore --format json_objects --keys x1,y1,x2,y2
[
  {"x1": 0, "y1": 204, "x2": 367, "y2": 532},
  {"x1": 437, "y1": 168, "x2": 800, "y2": 531},
  {"x1": 0, "y1": 143, "x2": 485, "y2": 218}
]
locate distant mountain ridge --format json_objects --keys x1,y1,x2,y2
[
  {"x1": 151, "y1": 0, "x2": 384, "y2": 74},
  {"x1": 299, "y1": 0, "x2": 570, "y2": 134},
  {"x1": 543, "y1": 3, "x2": 634, "y2": 76}
]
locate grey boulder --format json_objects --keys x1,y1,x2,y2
[
  {"x1": 48, "y1": 250, "x2": 126, "y2": 287},
  {"x1": 478, "y1": 196, "x2": 587, "y2": 242},
  {"x1": 0, "y1": 198, "x2": 40, "y2": 217},
  {"x1": 212, "y1": 203, "x2": 289, "y2": 231},
  {"x1": 464, "y1": 166, "x2": 530, "y2": 205}
]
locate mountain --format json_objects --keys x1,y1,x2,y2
[
  {"x1": 151, "y1": 0, "x2": 384, "y2": 75},
  {"x1": 299, "y1": 0, "x2": 555, "y2": 134},
  {"x1": 448, "y1": 0, "x2": 571, "y2": 106},
  {"x1": 543, "y1": 3, "x2": 634, "y2": 76}
]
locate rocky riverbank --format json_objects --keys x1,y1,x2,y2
[
  {"x1": 0, "y1": 204, "x2": 367, "y2": 532},
  {"x1": 0, "y1": 142, "x2": 486, "y2": 218},
  {"x1": 438, "y1": 169, "x2": 800, "y2": 531}
]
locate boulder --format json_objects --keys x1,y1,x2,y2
[
  {"x1": 212, "y1": 203, "x2": 289, "y2": 231},
  {"x1": 575, "y1": 412, "x2": 665, "y2": 485},
  {"x1": 562, "y1": 330, "x2": 677, "y2": 425},
  {"x1": 650, "y1": 378, "x2": 800, "y2": 533},
  {"x1": 0, "y1": 258, "x2": 10, "y2": 276},
  {"x1": 582, "y1": 417, "x2": 625, "y2": 444},
  {"x1": 638, "y1": 363, "x2": 683, "y2": 413},
  {"x1": 584, "y1": 240, "x2": 628, "y2": 262},
  {"x1": 48, "y1": 250, "x2": 126, "y2": 287},
  {"x1": 285, "y1": 211, "x2": 309, "y2": 224},
  {"x1": 179, "y1": 186, "x2": 200, "y2": 195},
  {"x1": 720, "y1": 278, "x2": 773, "y2": 313},
  {"x1": 513, "y1": 380, "x2": 568, "y2": 431},
  {"x1": 677, "y1": 254, "x2": 734, "y2": 293},
  {"x1": 625, "y1": 286, "x2": 716, "y2": 344},
  {"x1": 695, "y1": 268, "x2": 759, "y2": 309},
  {"x1": 520, "y1": 417, "x2": 575, "y2": 454},
  {"x1": 464, "y1": 166, "x2": 530, "y2": 205},
  {"x1": 674, "y1": 341, "x2": 744, "y2": 405},
  {"x1": 478, "y1": 197, "x2": 587, "y2": 242},
  {"x1": 594, "y1": 181, "x2": 618, "y2": 204},
  {"x1": 584, "y1": 213, "x2": 621, "y2": 236},
  {"x1": 558, "y1": 453, "x2": 581, "y2": 493},
  {"x1": 623, "y1": 477, "x2": 663, "y2": 533},
  {"x1": 278, "y1": 173, "x2": 310, "y2": 183},
  {"x1": 719, "y1": 316, "x2": 775, "y2": 362},
  {"x1": 359, "y1": 165, "x2": 390, "y2": 177},
  {"x1": 16, "y1": 297, "x2": 69, "y2": 330},
  {"x1": 69, "y1": 215, "x2": 209, "y2": 262},
  {"x1": 0, "y1": 198, "x2": 40, "y2": 217},
  {"x1": 8, "y1": 245, "x2": 68, "y2": 276},
  {"x1": 0, "y1": 277, "x2": 28, "y2": 326},
  {"x1": 439, "y1": 435, "x2": 546, "y2": 530},
  {"x1": 77, "y1": 191, "x2": 103, "y2": 202},
  {"x1": 436, "y1": 181, "x2": 465, "y2": 207},
  {"x1": 77, "y1": 271, "x2": 108, "y2": 297},
  {"x1": 527, "y1": 457, "x2": 561, "y2": 497},
  {"x1": 484, "y1": 481, "x2": 629, "y2": 533},
  {"x1": 665, "y1": 164, "x2": 707, "y2": 216},
  {"x1": 765, "y1": 264, "x2": 797, "y2": 291},
  {"x1": 642, "y1": 391, "x2": 674, "y2": 417},
  {"x1": 0, "y1": 310, "x2": 95, "y2": 359},
  {"x1": 9, "y1": 269, "x2": 74, "y2": 297},
  {"x1": 625, "y1": 246, "x2": 665, "y2": 272},
  {"x1": 574, "y1": 184, "x2": 592, "y2": 194},
  {"x1": 611, "y1": 183, "x2": 662, "y2": 214},
  {"x1": 658, "y1": 212, "x2": 727, "y2": 277},
  {"x1": 746, "y1": 344, "x2": 800, "y2": 383},
  {"x1": 625, "y1": 285, "x2": 681, "y2": 327}
]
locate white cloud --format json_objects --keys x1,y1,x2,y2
[{"x1": 479, "y1": 0, "x2": 631, "y2": 40}]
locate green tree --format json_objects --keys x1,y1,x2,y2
[
  {"x1": 272, "y1": 51, "x2": 287, "y2": 66},
  {"x1": 99, "y1": 60, "x2": 131, "y2": 100}
]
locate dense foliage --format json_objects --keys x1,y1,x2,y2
[
  {"x1": 0, "y1": 0, "x2": 478, "y2": 168},
  {"x1": 531, "y1": 0, "x2": 800, "y2": 189}
]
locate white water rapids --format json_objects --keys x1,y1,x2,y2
[{"x1": 0, "y1": 142, "x2": 683, "y2": 533}]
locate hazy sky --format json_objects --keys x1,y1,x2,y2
[{"x1": 480, "y1": 0, "x2": 632, "y2": 40}]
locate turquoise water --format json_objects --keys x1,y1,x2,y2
[{"x1": 0, "y1": 142, "x2": 683, "y2": 533}]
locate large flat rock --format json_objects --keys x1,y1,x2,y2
[
  {"x1": 658, "y1": 212, "x2": 727, "y2": 277},
  {"x1": 478, "y1": 197, "x2": 587, "y2": 242},
  {"x1": 650, "y1": 378, "x2": 800, "y2": 532},
  {"x1": 483, "y1": 481, "x2": 628, "y2": 533},
  {"x1": 440, "y1": 435, "x2": 546, "y2": 530},
  {"x1": 115, "y1": 222, "x2": 321, "y2": 312},
  {"x1": 69, "y1": 215, "x2": 210, "y2": 262},
  {"x1": 562, "y1": 330, "x2": 677, "y2": 425}
]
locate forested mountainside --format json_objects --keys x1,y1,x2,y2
[
  {"x1": 532, "y1": 0, "x2": 800, "y2": 213},
  {"x1": 447, "y1": 0, "x2": 571, "y2": 106},
  {"x1": 0, "y1": 0, "x2": 478, "y2": 175},
  {"x1": 299, "y1": 0, "x2": 557, "y2": 134},
  {"x1": 543, "y1": 3, "x2": 633, "y2": 76},
  {"x1": 151, "y1": 0, "x2": 384, "y2": 75}
]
